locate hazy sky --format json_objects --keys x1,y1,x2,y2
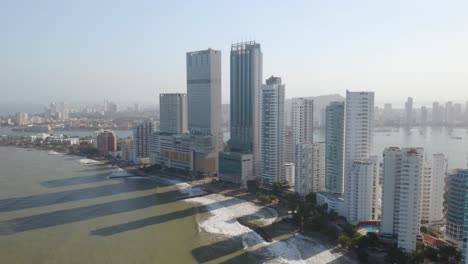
[{"x1": 2, "y1": 0, "x2": 468, "y2": 105}]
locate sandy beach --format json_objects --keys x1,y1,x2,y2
[{"x1": 160, "y1": 176, "x2": 356, "y2": 264}]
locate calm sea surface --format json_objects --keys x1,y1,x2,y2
[
  {"x1": 0, "y1": 147, "x2": 258, "y2": 264},
  {"x1": 4, "y1": 127, "x2": 466, "y2": 169},
  {"x1": 316, "y1": 126, "x2": 468, "y2": 169},
  {"x1": 1, "y1": 127, "x2": 466, "y2": 263}
]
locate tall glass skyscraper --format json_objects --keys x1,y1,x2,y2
[
  {"x1": 186, "y1": 49, "x2": 223, "y2": 151},
  {"x1": 446, "y1": 169, "x2": 468, "y2": 255},
  {"x1": 325, "y1": 101, "x2": 345, "y2": 194},
  {"x1": 229, "y1": 41, "x2": 262, "y2": 153},
  {"x1": 230, "y1": 41, "x2": 262, "y2": 177}
]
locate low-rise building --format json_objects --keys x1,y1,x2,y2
[
  {"x1": 218, "y1": 152, "x2": 253, "y2": 188},
  {"x1": 422, "y1": 234, "x2": 449, "y2": 249},
  {"x1": 316, "y1": 191, "x2": 346, "y2": 217},
  {"x1": 150, "y1": 132, "x2": 218, "y2": 177}
]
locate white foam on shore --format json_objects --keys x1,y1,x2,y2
[
  {"x1": 154, "y1": 176, "x2": 206, "y2": 196},
  {"x1": 48, "y1": 151, "x2": 63, "y2": 155},
  {"x1": 106, "y1": 168, "x2": 149, "y2": 180},
  {"x1": 79, "y1": 159, "x2": 103, "y2": 165},
  {"x1": 186, "y1": 193, "x2": 354, "y2": 264}
]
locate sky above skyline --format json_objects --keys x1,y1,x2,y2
[{"x1": 2, "y1": 0, "x2": 468, "y2": 106}]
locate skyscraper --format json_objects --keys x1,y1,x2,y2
[
  {"x1": 295, "y1": 143, "x2": 313, "y2": 197},
  {"x1": 420, "y1": 106, "x2": 428, "y2": 125},
  {"x1": 229, "y1": 41, "x2": 262, "y2": 153},
  {"x1": 311, "y1": 142, "x2": 326, "y2": 193},
  {"x1": 420, "y1": 154, "x2": 446, "y2": 225},
  {"x1": 381, "y1": 147, "x2": 424, "y2": 252},
  {"x1": 186, "y1": 49, "x2": 223, "y2": 151},
  {"x1": 347, "y1": 156, "x2": 380, "y2": 224},
  {"x1": 404, "y1": 97, "x2": 413, "y2": 126},
  {"x1": 446, "y1": 169, "x2": 468, "y2": 249},
  {"x1": 159, "y1": 93, "x2": 188, "y2": 134},
  {"x1": 259, "y1": 76, "x2": 285, "y2": 188},
  {"x1": 283, "y1": 126, "x2": 294, "y2": 164},
  {"x1": 290, "y1": 98, "x2": 314, "y2": 147},
  {"x1": 445, "y1": 101, "x2": 454, "y2": 125},
  {"x1": 230, "y1": 41, "x2": 262, "y2": 177},
  {"x1": 344, "y1": 91, "x2": 374, "y2": 221},
  {"x1": 15, "y1": 112, "x2": 28, "y2": 126},
  {"x1": 96, "y1": 130, "x2": 117, "y2": 156},
  {"x1": 432, "y1": 101, "x2": 443, "y2": 125},
  {"x1": 383, "y1": 103, "x2": 393, "y2": 124},
  {"x1": 121, "y1": 138, "x2": 135, "y2": 162},
  {"x1": 133, "y1": 121, "x2": 154, "y2": 163},
  {"x1": 325, "y1": 101, "x2": 345, "y2": 194}
]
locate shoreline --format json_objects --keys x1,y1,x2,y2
[
  {"x1": 1, "y1": 145, "x2": 354, "y2": 263},
  {"x1": 150, "y1": 173, "x2": 354, "y2": 263}
]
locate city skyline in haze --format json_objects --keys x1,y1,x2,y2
[{"x1": 2, "y1": 0, "x2": 468, "y2": 105}]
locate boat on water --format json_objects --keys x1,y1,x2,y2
[{"x1": 48, "y1": 151, "x2": 62, "y2": 155}]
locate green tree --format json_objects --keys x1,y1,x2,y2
[
  {"x1": 286, "y1": 192, "x2": 301, "y2": 213},
  {"x1": 305, "y1": 192, "x2": 317, "y2": 205},
  {"x1": 385, "y1": 246, "x2": 411, "y2": 264},
  {"x1": 439, "y1": 245, "x2": 461, "y2": 263},
  {"x1": 357, "y1": 249, "x2": 369, "y2": 263},
  {"x1": 338, "y1": 235, "x2": 351, "y2": 248},
  {"x1": 246, "y1": 180, "x2": 260, "y2": 194},
  {"x1": 423, "y1": 246, "x2": 438, "y2": 262},
  {"x1": 355, "y1": 235, "x2": 369, "y2": 249},
  {"x1": 272, "y1": 181, "x2": 283, "y2": 196},
  {"x1": 366, "y1": 232, "x2": 379, "y2": 246},
  {"x1": 420, "y1": 226, "x2": 428, "y2": 234}
]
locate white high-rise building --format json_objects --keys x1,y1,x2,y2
[
  {"x1": 344, "y1": 91, "x2": 374, "y2": 221},
  {"x1": 259, "y1": 76, "x2": 285, "y2": 188},
  {"x1": 58, "y1": 102, "x2": 68, "y2": 121},
  {"x1": 312, "y1": 142, "x2": 326, "y2": 193},
  {"x1": 420, "y1": 106, "x2": 428, "y2": 125},
  {"x1": 381, "y1": 147, "x2": 424, "y2": 252},
  {"x1": 420, "y1": 153, "x2": 447, "y2": 226},
  {"x1": 432, "y1": 102, "x2": 443, "y2": 125},
  {"x1": 291, "y1": 98, "x2": 313, "y2": 148},
  {"x1": 445, "y1": 101, "x2": 454, "y2": 125},
  {"x1": 404, "y1": 97, "x2": 413, "y2": 126},
  {"x1": 121, "y1": 138, "x2": 135, "y2": 162},
  {"x1": 295, "y1": 143, "x2": 313, "y2": 197},
  {"x1": 186, "y1": 49, "x2": 223, "y2": 151},
  {"x1": 133, "y1": 122, "x2": 154, "y2": 163},
  {"x1": 284, "y1": 163, "x2": 295, "y2": 186},
  {"x1": 283, "y1": 126, "x2": 294, "y2": 164},
  {"x1": 159, "y1": 93, "x2": 188, "y2": 134},
  {"x1": 347, "y1": 156, "x2": 380, "y2": 224},
  {"x1": 15, "y1": 112, "x2": 28, "y2": 126}
]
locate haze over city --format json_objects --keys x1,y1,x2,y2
[{"x1": 2, "y1": 0, "x2": 468, "y2": 107}]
